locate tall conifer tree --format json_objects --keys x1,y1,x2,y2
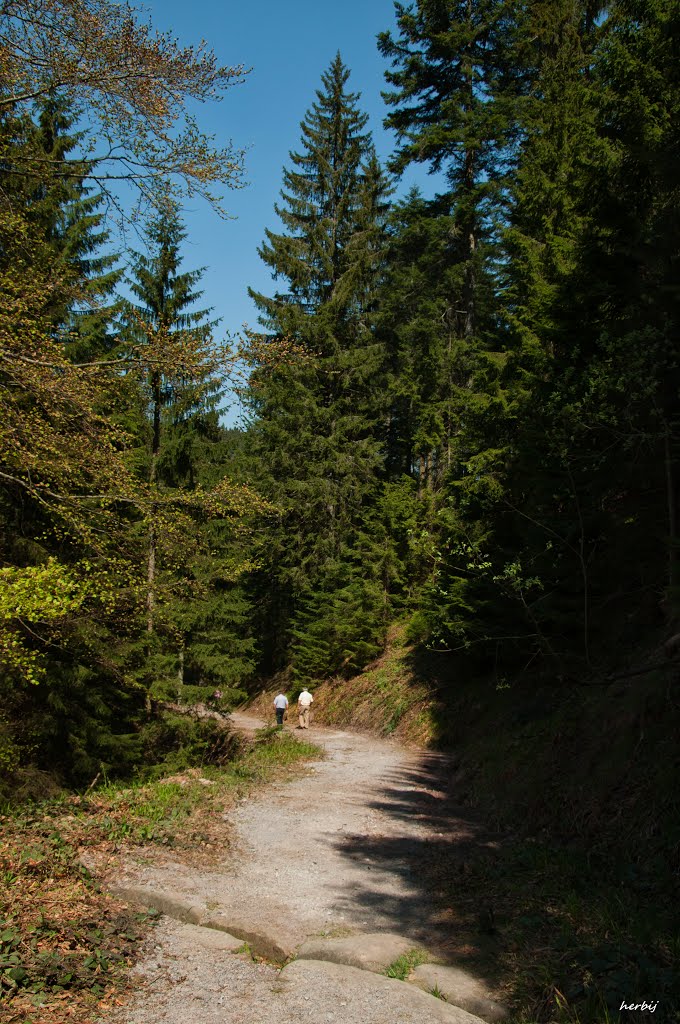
[
  {"x1": 375, "y1": 2, "x2": 524, "y2": 649},
  {"x1": 29, "y1": 93, "x2": 122, "y2": 358},
  {"x1": 125, "y1": 202, "x2": 255, "y2": 698},
  {"x1": 247, "y1": 55, "x2": 392, "y2": 680}
]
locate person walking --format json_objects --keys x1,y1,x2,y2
[
  {"x1": 297, "y1": 686, "x2": 313, "y2": 729},
  {"x1": 273, "y1": 692, "x2": 289, "y2": 727}
]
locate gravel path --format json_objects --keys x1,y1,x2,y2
[{"x1": 109, "y1": 713, "x2": 500, "y2": 1024}]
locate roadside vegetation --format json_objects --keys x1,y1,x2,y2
[
  {"x1": 0, "y1": 726, "x2": 321, "y2": 1024},
  {"x1": 384, "y1": 948, "x2": 429, "y2": 981}
]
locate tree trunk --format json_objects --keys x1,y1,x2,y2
[
  {"x1": 461, "y1": 0, "x2": 477, "y2": 340},
  {"x1": 147, "y1": 370, "x2": 161, "y2": 635},
  {"x1": 665, "y1": 430, "x2": 678, "y2": 592},
  {"x1": 177, "y1": 646, "x2": 185, "y2": 701},
  {"x1": 145, "y1": 371, "x2": 162, "y2": 713}
]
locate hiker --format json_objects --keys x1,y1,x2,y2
[
  {"x1": 273, "y1": 692, "x2": 289, "y2": 727},
  {"x1": 297, "y1": 686, "x2": 313, "y2": 729}
]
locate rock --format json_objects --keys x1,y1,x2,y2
[
  {"x1": 114, "y1": 885, "x2": 203, "y2": 924},
  {"x1": 199, "y1": 912, "x2": 294, "y2": 962},
  {"x1": 114, "y1": 887, "x2": 293, "y2": 961},
  {"x1": 297, "y1": 932, "x2": 416, "y2": 974},
  {"x1": 411, "y1": 964, "x2": 508, "y2": 1022},
  {"x1": 280, "y1": 960, "x2": 486, "y2": 1024},
  {"x1": 174, "y1": 923, "x2": 243, "y2": 951}
]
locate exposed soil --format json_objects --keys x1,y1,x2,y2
[{"x1": 106, "y1": 712, "x2": 507, "y2": 1024}]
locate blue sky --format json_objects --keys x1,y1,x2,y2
[{"x1": 136, "y1": 0, "x2": 438, "y2": 347}]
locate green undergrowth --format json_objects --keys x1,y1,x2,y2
[
  {"x1": 310, "y1": 627, "x2": 438, "y2": 744},
  {"x1": 0, "y1": 726, "x2": 321, "y2": 1024},
  {"x1": 384, "y1": 947, "x2": 428, "y2": 980}
]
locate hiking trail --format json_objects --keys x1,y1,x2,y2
[{"x1": 109, "y1": 712, "x2": 508, "y2": 1024}]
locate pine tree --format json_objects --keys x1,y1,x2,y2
[
  {"x1": 374, "y1": 0, "x2": 525, "y2": 649},
  {"x1": 28, "y1": 92, "x2": 122, "y2": 359},
  {"x1": 246, "y1": 55, "x2": 393, "y2": 679},
  {"x1": 125, "y1": 200, "x2": 256, "y2": 699}
]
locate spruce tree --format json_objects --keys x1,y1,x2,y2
[
  {"x1": 478, "y1": 0, "x2": 609, "y2": 669},
  {"x1": 125, "y1": 201, "x2": 255, "y2": 700},
  {"x1": 403, "y1": 0, "x2": 680, "y2": 672},
  {"x1": 378, "y1": 0, "x2": 520, "y2": 339},
  {"x1": 247, "y1": 55, "x2": 393, "y2": 680},
  {"x1": 375, "y1": 1, "x2": 524, "y2": 649},
  {"x1": 538, "y1": 0, "x2": 680, "y2": 640},
  {"x1": 30, "y1": 93, "x2": 121, "y2": 358}
]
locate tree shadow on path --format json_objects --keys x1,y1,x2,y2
[{"x1": 327, "y1": 748, "x2": 508, "y2": 987}]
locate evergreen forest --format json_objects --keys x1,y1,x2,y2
[{"x1": 1, "y1": 1, "x2": 679, "y2": 1019}]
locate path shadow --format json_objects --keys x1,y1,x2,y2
[{"x1": 325, "y1": 749, "x2": 508, "y2": 987}]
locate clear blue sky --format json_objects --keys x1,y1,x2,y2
[{"x1": 137, "y1": 0, "x2": 438, "y2": 347}]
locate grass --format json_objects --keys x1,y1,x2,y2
[
  {"x1": 308, "y1": 627, "x2": 438, "y2": 745},
  {"x1": 0, "y1": 728, "x2": 322, "y2": 1024},
  {"x1": 425, "y1": 832, "x2": 680, "y2": 1024},
  {"x1": 384, "y1": 947, "x2": 429, "y2": 980},
  {"x1": 234, "y1": 941, "x2": 254, "y2": 959}
]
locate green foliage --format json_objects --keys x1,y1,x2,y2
[
  {"x1": 290, "y1": 568, "x2": 386, "y2": 683},
  {"x1": 369, "y1": 0, "x2": 680, "y2": 685},
  {"x1": 384, "y1": 948, "x2": 428, "y2": 980},
  {"x1": 245, "y1": 54, "x2": 393, "y2": 679},
  {"x1": 0, "y1": 561, "x2": 88, "y2": 681},
  {"x1": 246, "y1": 728, "x2": 321, "y2": 772},
  {"x1": 135, "y1": 712, "x2": 243, "y2": 780},
  {"x1": 0, "y1": 0, "x2": 256, "y2": 793},
  {"x1": 122, "y1": 200, "x2": 260, "y2": 702}
]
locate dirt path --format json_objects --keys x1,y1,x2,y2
[{"x1": 110, "y1": 713, "x2": 506, "y2": 1024}]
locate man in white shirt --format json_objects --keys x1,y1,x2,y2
[
  {"x1": 297, "y1": 686, "x2": 313, "y2": 729},
  {"x1": 273, "y1": 692, "x2": 288, "y2": 727}
]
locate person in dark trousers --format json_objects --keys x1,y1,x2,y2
[{"x1": 273, "y1": 692, "x2": 289, "y2": 727}]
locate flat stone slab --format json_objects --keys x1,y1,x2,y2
[
  {"x1": 114, "y1": 887, "x2": 294, "y2": 961},
  {"x1": 411, "y1": 964, "x2": 509, "y2": 1021},
  {"x1": 279, "y1": 960, "x2": 486, "y2": 1024},
  {"x1": 200, "y1": 913, "x2": 291, "y2": 962},
  {"x1": 114, "y1": 885, "x2": 203, "y2": 924},
  {"x1": 173, "y1": 922, "x2": 243, "y2": 951},
  {"x1": 297, "y1": 932, "x2": 417, "y2": 974}
]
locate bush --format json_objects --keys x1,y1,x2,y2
[{"x1": 136, "y1": 712, "x2": 242, "y2": 780}]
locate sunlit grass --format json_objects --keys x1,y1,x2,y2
[{"x1": 384, "y1": 948, "x2": 429, "y2": 980}]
